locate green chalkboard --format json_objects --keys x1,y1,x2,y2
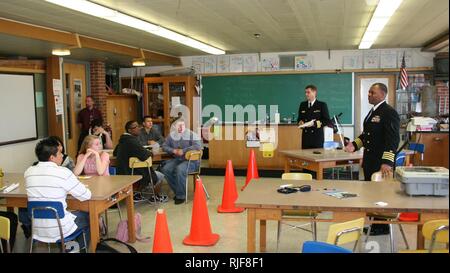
[{"x1": 202, "y1": 73, "x2": 353, "y2": 124}]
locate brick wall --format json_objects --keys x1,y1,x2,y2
[
  {"x1": 436, "y1": 80, "x2": 449, "y2": 115},
  {"x1": 90, "y1": 61, "x2": 107, "y2": 123}
]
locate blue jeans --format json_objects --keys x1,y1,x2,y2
[
  {"x1": 73, "y1": 211, "x2": 90, "y2": 251},
  {"x1": 160, "y1": 158, "x2": 199, "y2": 199}
]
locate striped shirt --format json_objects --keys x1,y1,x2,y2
[{"x1": 24, "y1": 162, "x2": 92, "y2": 243}]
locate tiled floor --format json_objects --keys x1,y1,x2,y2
[{"x1": 10, "y1": 175, "x2": 441, "y2": 253}]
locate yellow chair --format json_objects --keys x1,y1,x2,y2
[
  {"x1": 0, "y1": 216, "x2": 11, "y2": 253},
  {"x1": 400, "y1": 219, "x2": 449, "y2": 253},
  {"x1": 185, "y1": 150, "x2": 209, "y2": 203},
  {"x1": 129, "y1": 156, "x2": 157, "y2": 205},
  {"x1": 277, "y1": 172, "x2": 317, "y2": 252},
  {"x1": 326, "y1": 217, "x2": 365, "y2": 252},
  {"x1": 366, "y1": 171, "x2": 410, "y2": 253}
]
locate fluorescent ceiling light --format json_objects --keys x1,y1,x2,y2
[
  {"x1": 52, "y1": 48, "x2": 71, "y2": 56},
  {"x1": 132, "y1": 58, "x2": 146, "y2": 67},
  {"x1": 46, "y1": 0, "x2": 225, "y2": 55},
  {"x1": 359, "y1": 0, "x2": 403, "y2": 49}
]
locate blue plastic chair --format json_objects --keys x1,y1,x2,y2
[
  {"x1": 395, "y1": 151, "x2": 406, "y2": 167},
  {"x1": 109, "y1": 166, "x2": 117, "y2": 175},
  {"x1": 28, "y1": 201, "x2": 87, "y2": 253},
  {"x1": 409, "y1": 143, "x2": 425, "y2": 161},
  {"x1": 302, "y1": 241, "x2": 352, "y2": 253}
]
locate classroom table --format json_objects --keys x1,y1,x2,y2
[
  {"x1": 0, "y1": 173, "x2": 141, "y2": 252},
  {"x1": 235, "y1": 178, "x2": 449, "y2": 253},
  {"x1": 280, "y1": 149, "x2": 414, "y2": 180}
]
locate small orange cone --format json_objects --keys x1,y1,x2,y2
[
  {"x1": 241, "y1": 149, "x2": 259, "y2": 191},
  {"x1": 218, "y1": 160, "x2": 245, "y2": 213},
  {"x1": 183, "y1": 178, "x2": 220, "y2": 246},
  {"x1": 152, "y1": 209, "x2": 173, "y2": 253}
]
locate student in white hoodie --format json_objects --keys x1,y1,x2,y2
[{"x1": 24, "y1": 138, "x2": 92, "y2": 250}]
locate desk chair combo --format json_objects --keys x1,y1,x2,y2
[
  {"x1": 400, "y1": 219, "x2": 449, "y2": 253},
  {"x1": 0, "y1": 216, "x2": 11, "y2": 253},
  {"x1": 277, "y1": 172, "x2": 318, "y2": 252},
  {"x1": 28, "y1": 201, "x2": 87, "y2": 253},
  {"x1": 129, "y1": 156, "x2": 158, "y2": 205},
  {"x1": 185, "y1": 150, "x2": 209, "y2": 203}
]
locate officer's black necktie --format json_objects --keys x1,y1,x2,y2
[
  {"x1": 364, "y1": 108, "x2": 373, "y2": 123},
  {"x1": 308, "y1": 102, "x2": 311, "y2": 108}
]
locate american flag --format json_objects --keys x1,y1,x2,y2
[{"x1": 400, "y1": 54, "x2": 408, "y2": 90}]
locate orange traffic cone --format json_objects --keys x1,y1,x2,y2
[
  {"x1": 218, "y1": 160, "x2": 245, "y2": 213},
  {"x1": 152, "y1": 209, "x2": 173, "y2": 253},
  {"x1": 241, "y1": 149, "x2": 259, "y2": 191},
  {"x1": 183, "y1": 178, "x2": 220, "y2": 246}
]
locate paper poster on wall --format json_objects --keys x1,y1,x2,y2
[
  {"x1": 243, "y1": 54, "x2": 258, "y2": 72},
  {"x1": 230, "y1": 55, "x2": 243, "y2": 73},
  {"x1": 261, "y1": 56, "x2": 280, "y2": 72},
  {"x1": 203, "y1": 56, "x2": 217, "y2": 74},
  {"x1": 294, "y1": 55, "x2": 313, "y2": 70},
  {"x1": 343, "y1": 55, "x2": 363, "y2": 69},
  {"x1": 73, "y1": 79, "x2": 83, "y2": 112},
  {"x1": 52, "y1": 79, "x2": 64, "y2": 116},
  {"x1": 380, "y1": 50, "x2": 397, "y2": 68},
  {"x1": 217, "y1": 55, "x2": 230, "y2": 73},
  {"x1": 363, "y1": 50, "x2": 379, "y2": 69},
  {"x1": 397, "y1": 51, "x2": 413, "y2": 67},
  {"x1": 192, "y1": 57, "x2": 204, "y2": 74}
]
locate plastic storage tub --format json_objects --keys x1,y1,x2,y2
[{"x1": 395, "y1": 166, "x2": 449, "y2": 196}]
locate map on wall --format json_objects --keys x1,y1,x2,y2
[
  {"x1": 261, "y1": 56, "x2": 279, "y2": 72},
  {"x1": 204, "y1": 56, "x2": 217, "y2": 74},
  {"x1": 192, "y1": 57, "x2": 204, "y2": 74},
  {"x1": 243, "y1": 54, "x2": 258, "y2": 72},
  {"x1": 343, "y1": 55, "x2": 363, "y2": 69},
  {"x1": 217, "y1": 55, "x2": 230, "y2": 73},
  {"x1": 363, "y1": 50, "x2": 379, "y2": 69},
  {"x1": 380, "y1": 50, "x2": 398, "y2": 68},
  {"x1": 230, "y1": 55, "x2": 243, "y2": 73}
]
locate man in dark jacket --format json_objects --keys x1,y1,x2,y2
[
  {"x1": 113, "y1": 120, "x2": 167, "y2": 202},
  {"x1": 297, "y1": 85, "x2": 331, "y2": 149}
]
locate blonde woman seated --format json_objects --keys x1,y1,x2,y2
[{"x1": 74, "y1": 135, "x2": 110, "y2": 176}]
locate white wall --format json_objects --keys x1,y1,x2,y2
[{"x1": 0, "y1": 140, "x2": 40, "y2": 173}]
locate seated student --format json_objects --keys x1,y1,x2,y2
[
  {"x1": 161, "y1": 118, "x2": 202, "y2": 205},
  {"x1": 74, "y1": 135, "x2": 110, "y2": 176},
  {"x1": 49, "y1": 136, "x2": 75, "y2": 171},
  {"x1": 89, "y1": 119, "x2": 113, "y2": 150},
  {"x1": 113, "y1": 120, "x2": 167, "y2": 202},
  {"x1": 0, "y1": 211, "x2": 18, "y2": 253},
  {"x1": 19, "y1": 135, "x2": 75, "y2": 238},
  {"x1": 24, "y1": 138, "x2": 91, "y2": 249},
  {"x1": 138, "y1": 115, "x2": 165, "y2": 151}
]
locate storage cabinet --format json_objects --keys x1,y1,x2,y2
[
  {"x1": 412, "y1": 132, "x2": 449, "y2": 168},
  {"x1": 106, "y1": 95, "x2": 138, "y2": 147},
  {"x1": 143, "y1": 76, "x2": 198, "y2": 136}
]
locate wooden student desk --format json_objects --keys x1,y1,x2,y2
[
  {"x1": 0, "y1": 173, "x2": 142, "y2": 252},
  {"x1": 280, "y1": 149, "x2": 414, "y2": 180},
  {"x1": 235, "y1": 178, "x2": 449, "y2": 253}
]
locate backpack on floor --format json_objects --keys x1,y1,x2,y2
[
  {"x1": 115, "y1": 212, "x2": 151, "y2": 243},
  {"x1": 96, "y1": 238, "x2": 137, "y2": 253}
]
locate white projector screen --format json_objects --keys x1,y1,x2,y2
[{"x1": 0, "y1": 73, "x2": 37, "y2": 145}]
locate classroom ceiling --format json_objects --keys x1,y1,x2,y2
[{"x1": 0, "y1": 0, "x2": 448, "y2": 67}]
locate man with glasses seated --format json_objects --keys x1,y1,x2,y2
[
  {"x1": 24, "y1": 138, "x2": 92, "y2": 250},
  {"x1": 161, "y1": 118, "x2": 202, "y2": 205},
  {"x1": 113, "y1": 120, "x2": 167, "y2": 203}
]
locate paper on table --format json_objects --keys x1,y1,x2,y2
[
  {"x1": 298, "y1": 120, "x2": 315, "y2": 128},
  {"x1": 375, "y1": 201, "x2": 388, "y2": 207}
]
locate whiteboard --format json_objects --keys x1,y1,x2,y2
[{"x1": 0, "y1": 74, "x2": 37, "y2": 145}]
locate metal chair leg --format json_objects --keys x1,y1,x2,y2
[
  {"x1": 389, "y1": 223, "x2": 395, "y2": 253},
  {"x1": 203, "y1": 183, "x2": 210, "y2": 200},
  {"x1": 365, "y1": 218, "x2": 372, "y2": 243},
  {"x1": 312, "y1": 219, "x2": 317, "y2": 241},
  {"x1": 82, "y1": 232, "x2": 87, "y2": 253},
  {"x1": 353, "y1": 239, "x2": 360, "y2": 253},
  {"x1": 399, "y1": 224, "x2": 410, "y2": 249},
  {"x1": 185, "y1": 176, "x2": 189, "y2": 204},
  {"x1": 276, "y1": 221, "x2": 282, "y2": 252},
  {"x1": 29, "y1": 239, "x2": 33, "y2": 253}
]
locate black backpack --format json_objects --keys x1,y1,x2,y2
[{"x1": 96, "y1": 238, "x2": 138, "y2": 253}]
